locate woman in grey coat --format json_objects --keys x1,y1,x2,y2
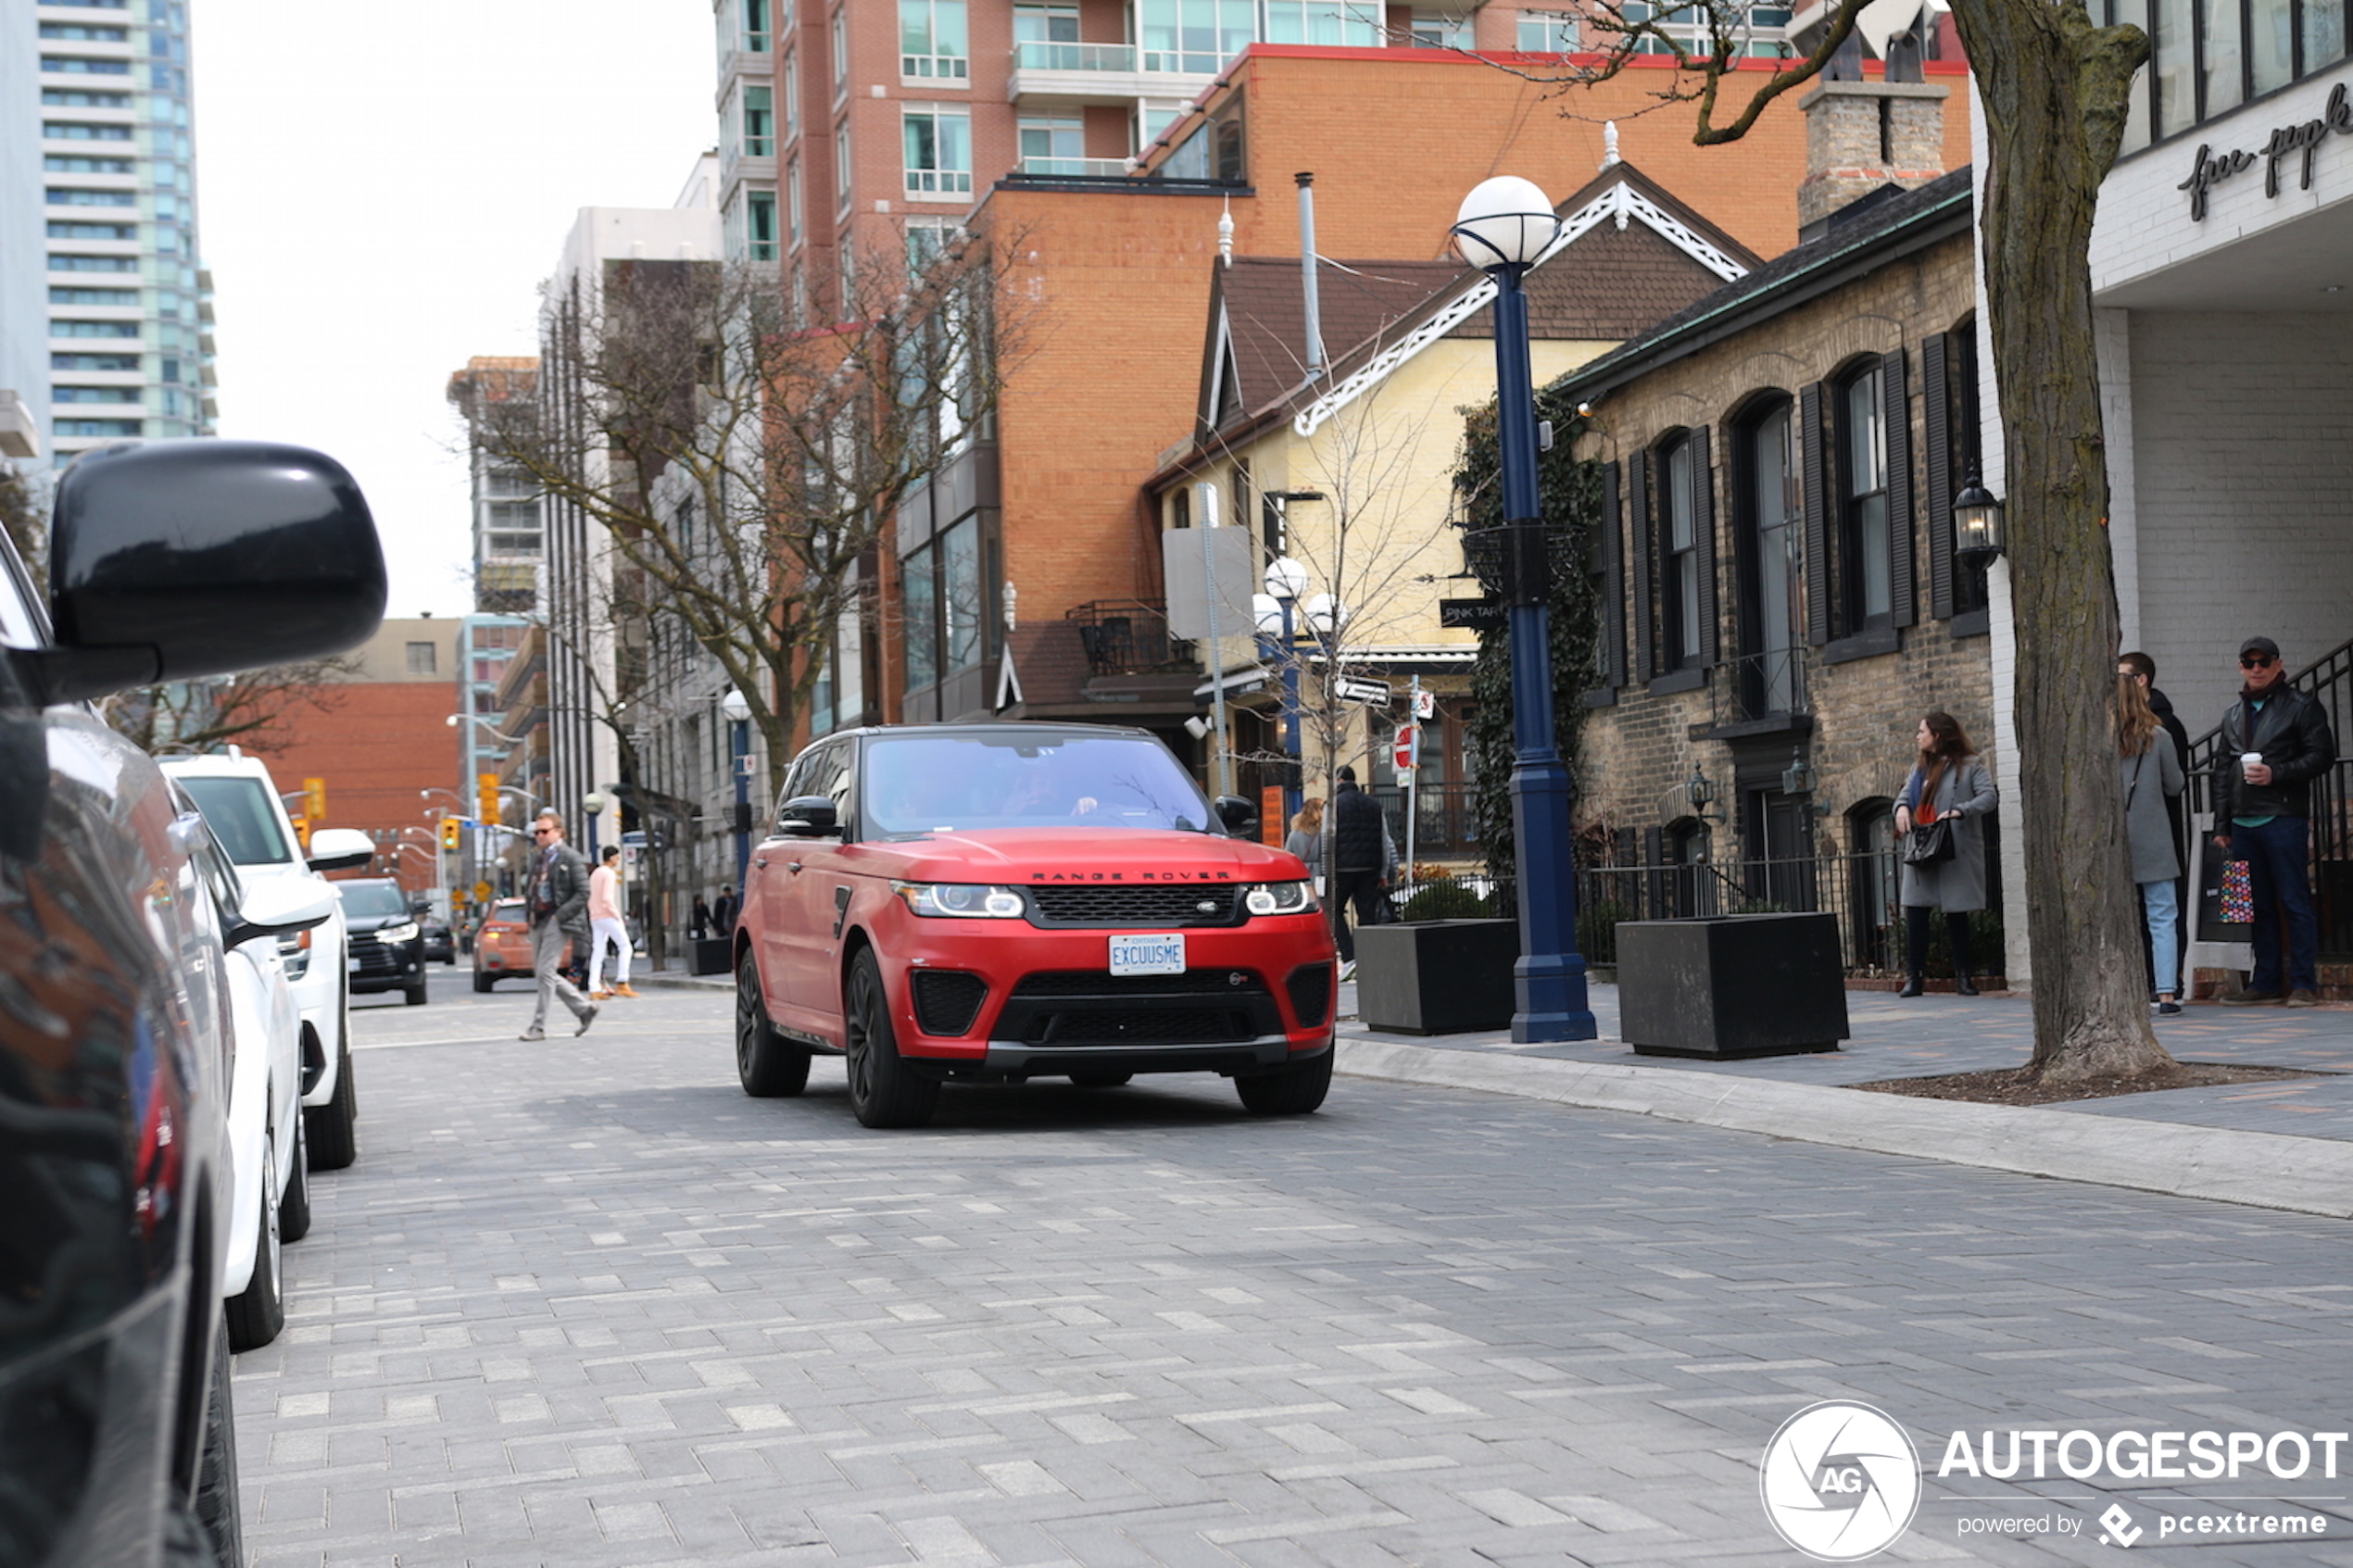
[
  {"x1": 2119, "y1": 673, "x2": 2187, "y2": 1012},
  {"x1": 1894, "y1": 711, "x2": 1998, "y2": 997}
]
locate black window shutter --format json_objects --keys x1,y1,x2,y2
[
  {"x1": 1629, "y1": 449, "x2": 1655, "y2": 678},
  {"x1": 1881, "y1": 346, "x2": 1916, "y2": 629},
  {"x1": 1800, "y1": 383, "x2": 1830, "y2": 647},
  {"x1": 1923, "y1": 333, "x2": 1955, "y2": 620},
  {"x1": 1601, "y1": 459, "x2": 1627, "y2": 688},
  {"x1": 1691, "y1": 424, "x2": 1719, "y2": 667}
]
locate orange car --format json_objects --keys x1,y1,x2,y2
[{"x1": 470, "y1": 898, "x2": 535, "y2": 992}]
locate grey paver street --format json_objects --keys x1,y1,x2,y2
[{"x1": 239, "y1": 971, "x2": 2353, "y2": 1567}]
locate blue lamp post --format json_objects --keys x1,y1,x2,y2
[{"x1": 1452, "y1": 176, "x2": 1596, "y2": 1043}]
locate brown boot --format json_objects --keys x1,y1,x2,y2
[{"x1": 613, "y1": 983, "x2": 640, "y2": 998}]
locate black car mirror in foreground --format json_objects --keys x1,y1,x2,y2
[
  {"x1": 777, "y1": 796, "x2": 840, "y2": 836},
  {"x1": 17, "y1": 439, "x2": 389, "y2": 706},
  {"x1": 1214, "y1": 796, "x2": 1260, "y2": 837}
]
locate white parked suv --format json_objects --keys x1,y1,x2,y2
[{"x1": 163, "y1": 751, "x2": 369, "y2": 1170}]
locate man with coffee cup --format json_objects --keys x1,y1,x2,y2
[{"x1": 2212, "y1": 635, "x2": 2334, "y2": 1005}]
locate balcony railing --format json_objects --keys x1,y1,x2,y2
[
  {"x1": 1067, "y1": 599, "x2": 1189, "y2": 678},
  {"x1": 1011, "y1": 40, "x2": 1139, "y2": 71},
  {"x1": 1017, "y1": 156, "x2": 1130, "y2": 178}
]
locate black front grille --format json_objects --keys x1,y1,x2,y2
[
  {"x1": 1013, "y1": 969, "x2": 1265, "y2": 997},
  {"x1": 1025, "y1": 884, "x2": 1241, "y2": 927},
  {"x1": 911, "y1": 970, "x2": 988, "y2": 1036},
  {"x1": 348, "y1": 935, "x2": 400, "y2": 975},
  {"x1": 1032, "y1": 1008, "x2": 1254, "y2": 1046},
  {"x1": 1286, "y1": 963, "x2": 1334, "y2": 1028}
]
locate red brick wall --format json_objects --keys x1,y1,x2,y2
[{"x1": 245, "y1": 683, "x2": 461, "y2": 898}]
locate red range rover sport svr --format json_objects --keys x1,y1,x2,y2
[{"x1": 733, "y1": 723, "x2": 1338, "y2": 1127}]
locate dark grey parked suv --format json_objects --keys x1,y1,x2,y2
[{"x1": 0, "y1": 440, "x2": 384, "y2": 1566}]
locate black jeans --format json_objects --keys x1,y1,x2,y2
[
  {"x1": 1904, "y1": 906, "x2": 1974, "y2": 982},
  {"x1": 1329, "y1": 870, "x2": 1380, "y2": 961}
]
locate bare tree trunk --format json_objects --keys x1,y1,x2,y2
[{"x1": 1952, "y1": 0, "x2": 2173, "y2": 1079}]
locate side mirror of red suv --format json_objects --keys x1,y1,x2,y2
[{"x1": 777, "y1": 796, "x2": 840, "y2": 837}]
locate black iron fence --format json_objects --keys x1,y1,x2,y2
[
  {"x1": 1572, "y1": 850, "x2": 1906, "y2": 973},
  {"x1": 1370, "y1": 782, "x2": 1478, "y2": 860},
  {"x1": 1066, "y1": 599, "x2": 1189, "y2": 678}
]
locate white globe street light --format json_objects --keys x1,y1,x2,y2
[
  {"x1": 1451, "y1": 176, "x2": 1561, "y2": 270},
  {"x1": 1263, "y1": 555, "x2": 1310, "y2": 602}
]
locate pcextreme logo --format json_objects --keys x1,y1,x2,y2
[{"x1": 1758, "y1": 1401, "x2": 1924, "y2": 1561}]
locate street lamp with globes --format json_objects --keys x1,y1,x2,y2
[
  {"x1": 720, "y1": 688, "x2": 753, "y2": 891},
  {"x1": 1254, "y1": 555, "x2": 1312, "y2": 822},
  {"x1": 1452, "y1": 175, "x2": 1596, "y2": 1043}
]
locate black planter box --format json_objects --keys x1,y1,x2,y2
[
  {"x1": 1356, "y1": 919, "x2": 1518, "y2": 1035},
  {"x1": 1618, "y1": 913, "x2": 1848, "y2": 1059},
  {"x1": 691, "y1": 936, "x2": 734, "y2": 977}
]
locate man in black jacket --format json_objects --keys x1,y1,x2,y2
[
  {"x1": 2212, "y1": 636, "x2": 2335, "y2": 1005},
  {"x1": 1327, "y1": 765, "x2": 1387, "y2": 977},
  {"x1": 522, "y1": 810, "x2": 600, "y2": 1039}
]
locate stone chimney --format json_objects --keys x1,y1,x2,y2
[{"x1": 1795, "y1": 79, "x2": 1950, "y2": 241}]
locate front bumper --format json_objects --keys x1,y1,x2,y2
[
  {"x1": 875, "y1": 910, "x2": 1336, "y2": 1078},
  {"x1": 347, "y1": 935, "x2": 422, "y2": 993}
]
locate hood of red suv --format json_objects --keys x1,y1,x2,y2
[{"x1": 860, "y1": 828, "x2": 1308, "y2": 885}]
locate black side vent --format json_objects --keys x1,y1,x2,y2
[{"x1": 911, "y1": 970, "x2": 989, "y2": 1036}]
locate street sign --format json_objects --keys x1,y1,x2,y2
[
  {"x1": 1335, "y1": 676, "x2": 1392, "y2": 706},
  {"x1": 1414, "y1": 688, "x2": 1436, "y2": 720},
  {"x1": 1393, "y1": 725, "x2": 1418, "y2": 771},
  {"x1": 1440, "y1": 596, "x2": 1506, "y2": 631},
  {"x1": 472, "y1": 880, "x2": 493, "y2": 904}
]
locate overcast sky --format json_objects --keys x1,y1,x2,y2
[{"x1": 189, "y1": 1, "x2": 715, "y2": 618}]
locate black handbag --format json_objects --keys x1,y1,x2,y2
[{"x1": 1901, "y1": 815, "x2": 1957, "y2": 866}]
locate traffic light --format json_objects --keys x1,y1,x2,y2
[
  {"x1": 303, "y1": 776, "x2": 327, "y2": 822},
  {"x1": 439, "y1": 818, "x2": 461, "y2": 851},
  {"x1": 478, "y1": 771, "x2": 500, "y2": 826}
]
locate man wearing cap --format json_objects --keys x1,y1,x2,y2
[{"x1": 2212, "y1": 636, "x2": 2334, "y2": 1005}]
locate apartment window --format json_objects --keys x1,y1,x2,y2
[
  {"x1": 2101, "y1": 0, "x2": 2347, "y2": 153},
  {"x1": 53, "y1": 320, "x2": 141, "y2": 338},
  {"x1": 747, "y1": 190, "x2": 778, "y2": 260},
  {"x1": 484, "y1": 467, "x2": 535, "y2": 498},
  {"x1": 1738, "y1": 397, "x2": 1802, "y2": 714},
  {"x1": 41, "y1": 56, "x2": 132, "y2": 75},
  {"x1": 40, "y1": 90, "x2": 132, "y2": 107},
  {"x1": 44, "y1": 121, "x2": 133, "y2": 140},
  {"x1": 744, "y1": 0, "x2": 770, "y2": 51},
  {"x1": 903, "y1": 107, "x2": 974, "y2": 197},
  {"x1": 833, "y1": 10, "x2": 849, "y2": 93},
  {"x1": 1660, "y1": 434, "x2": 1703, "y2": 669},
  {"x1": 405, "y1": 642, "x2": 438, "y2": 676},
  {"x1": 902, "y1": 0, "x2": 970, "y2": 78},
  {"x1": 49, "y1": 253, "x2": 137, "y2": 271},
  {"x1": 1409, "y1": 9, "x2": 1475, "y2": 45},
  {"x1": 742, "y1": 85, "x2": 773, "y2": 157},
  {"x1": 837, "y1": 124, "x2": 853, "y2": 207},
  {"x1": 47, "y1": 188, "x2": 136, "y2": 207},
  {"x1": 49, "y1": 285, "x2": 137, "y2": 306},
  {"x1": 44, "y1": 155, "x2": 133, "y2": 174},
  {"x1": 902, "y1": 513, "x2": 984, "y2": 694},
  {"x1": 53, "y1": 386, "x2": 133, "y2": 403},
  {"x1": 40, "y1": 22, "x2": 130, "y2": 39},
  {"x1": 1017, "y1": 112, "x2": 1085, "y2": 173},
  {"x1": 905, "y1": 217, "x2": 957, "y2": 274},
  {"x1": 1516, "y1": 10, "x2": 1579, "y2": 48},
  {"x1": 1838, "y1": 364, "x2": 1893, "y2": 632},
  {"x1": 787, "y1": 159, "x2": 804, "y2": 245},
  {"x1": 783, "y1": 51, "x2": 799, "y2": 138},
  {"x1": 53, "y1": 352, "x2": 139, "y2": 370},
  {"x1": 56, "y1": 418, "x2": 142, "y2": 437},
  {"x1": 48, "y1": 220, "x2": 133, "y2": 241},
  {"x1": 1014, "y1": 3, "x2": 1080, "y2": 43},
  {"x1": 1141, "y1": 0, "x2": 1260, "y2": 71},
  {"x1": 1259, "y1": 2, "x2": 1385, "y2": 47}
]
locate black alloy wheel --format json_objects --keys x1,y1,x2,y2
[
  {"x1": 735, "y1": 951, "x2": 812, "y2": 1098},
  {"x1": 844, "y1": 949, "x2": 938, "y2": 1129}
]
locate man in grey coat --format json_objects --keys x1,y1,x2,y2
[{"x1": 522, "y1": 809, "x2": 599, "y2": 1040}]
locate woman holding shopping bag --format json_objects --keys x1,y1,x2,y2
[
  {"x1": 1894, "y1": 711, "x2": 1998, "y2": 997},
  {"x1": 2119, "y1": 673, "x2": 2187, "y2": 1013}
]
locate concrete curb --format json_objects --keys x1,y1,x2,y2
[
  {"x1": 628, "y1": 972, "x2": 732, "y2": 993},
  {"x1": 1335, "y1": 1038, "x2": 2353, "y2": 1221}
]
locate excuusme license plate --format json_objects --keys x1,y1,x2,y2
[{"x1": 1108, "y1": 933, "x2": 1185, "y2": 976}]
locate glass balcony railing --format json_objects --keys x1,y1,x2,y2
[
  {"x1": 1012, "y1": 39, "x2": 1139, "y2": 71},
  {"x1": 1016, "y1": 155, "x2": 1131, "y2": 177}
]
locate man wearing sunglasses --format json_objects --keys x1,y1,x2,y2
[
  {"x1": 2212, "y1": 636, "x2": 2334, "y2": 1006},
  {"x1": 521, "y1": 809, "x2": 599, "y2": 1039}
]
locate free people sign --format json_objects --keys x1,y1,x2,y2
[{"x1": 2177, "y1": 82, "x2": 2353, "y2": 220}]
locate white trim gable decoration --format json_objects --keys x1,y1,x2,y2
[{"x1": 1290, "y1": 176, "x2": 1748, "y2": 437}]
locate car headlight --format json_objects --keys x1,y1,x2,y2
[
  {"x1": 1244, "y1": 881, "x2": 1317, "y2": 916},
  {"x1": 891, "y1": 882, "x2": 1026, "y2": 919},
  {"x1": 379, "y1": 922, "x2": 420, "y2": 944}
]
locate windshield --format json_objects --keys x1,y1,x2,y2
[
  {"x1": 863, "y1": 732, "x2": 1211, "y2": 836},
  {"x1": 336, "y1": 883, "x2": 409, "y2": 920},
  {"x1": 178, "y1": 775, "x2": 295, "y2": 867}
]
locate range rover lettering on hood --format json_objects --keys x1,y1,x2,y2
[{"x1": 1027, "y1": 871, "x2": 1239, "y2": 882}]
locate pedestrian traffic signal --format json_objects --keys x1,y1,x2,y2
[{"x1": 439, "y1": 818, "x2": 461, "y2": 850}]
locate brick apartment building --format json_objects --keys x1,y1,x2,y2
[
  {"x1": 1550, "y1": 79, "x2": 1990, "y2": 975},
  {"x1": 244, "y1": 617, "x2": 464, "y2": 909}
]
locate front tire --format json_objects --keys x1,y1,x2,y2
[
  {"x1": 306, "y1": 1039, "x2": 358, "y2": 1171},
  {"x1": 165, "y1": 1318, "x2": 242, "y2": 1567},
  {"x1": 225, "y1": 1142, "x2": 284, "y2": 1351},
  {"x1": 278, "y1": 1110, "x2": 312, "y2": 1243},
  {"x1": 404, "y1": 977, "x2": 428, "y2": 1005},
  {"x1": 736, "y1": 951, "x2": 811, "y2": 1098},
  {"x1": 845, "y1": 949, "x2": 938, "y2": 1129},
  {"x1": 1235, "y1": 1048, "x2": 1334, "y2": 1115},
  {"x1": 472, "y1": 971, "x2": 494, "y2": 993}
]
